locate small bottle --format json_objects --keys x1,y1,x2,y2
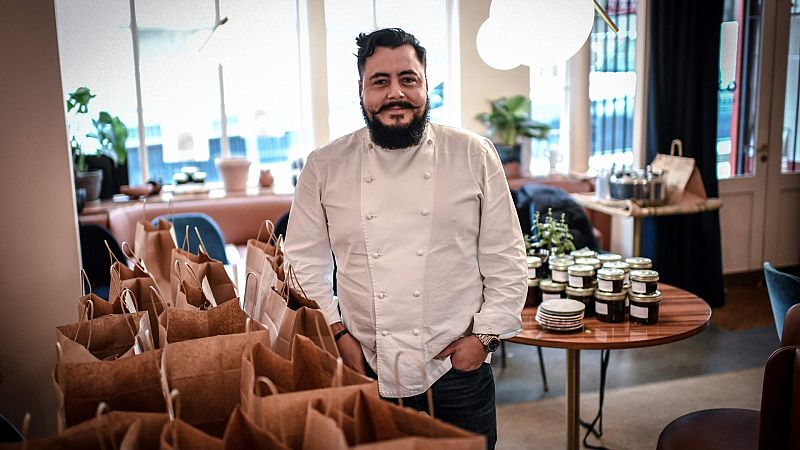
[
  {"x1": 526, "y1": 278, "x2": 542, "y2": 307},
  {"x1": 549, "y1": 257, "x2": 572, "y2": 284},
  {"x1": 597, "y1": 267, "x2": 625, "y2": 293},
  {"x1": 625, "y1": 256, "x2": 653, "y2": 270},
  {"x1": 568, "y1": 264, "x2": 595, "y2": 289},
  {"x1": 629, "y1": 290, "x2": 661, "y2": 325},
  {"x1": 540, "y1": 279, "x2": 566, "y2": 301},
  {"x1": 566, "y1": 286, "x2": 596, "y2": 317},
  {"x1": 596, "y1": 253, "x2": 622, "y2": 265},
  {"x1": 630, "y1": 269, "x2": 659, "y2": 295},
  {"x1": 575, "y1": 257, "x2": 602, "y2": 272},
  {"x1": 594, "y1": 290, "x2": 626, "y2": 323}
]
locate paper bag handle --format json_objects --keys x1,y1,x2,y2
[
  {"x1": 670, "y1": 139, "x2": 684, "y2": 157},
  {"x1": 80, "y1": 269, "x2": 92, "y2": 297},
  {"x1": 255, "y1": 220, "x2": 276, "y2": 244}
]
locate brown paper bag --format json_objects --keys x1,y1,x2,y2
[
  {"x1": 63, "y1": 410, "x2": 170, "y2": 450},
  {"x1": 245, "y1": 220, "x2": 285, "y2": 282},
  {"x1": 56, "y1": 308, "x2": 156, "y2": 363},
  {"x1": 340, "y1": 391, "x2": 484, "y2": 449},
  {"x1": 159, "y1": 419, "x2": 223, "y2": 450},
  {"x1": 135, "y1": 218, "x2": 178, "y2": 305},
  {"x1": 222, "y1": 406, "x2": 290, "y2": 450},
  {"x1": 270, "y1": 275, "x2": 339, "y2": 358},
  {"x1": 109, "y1": 261, "x2": 167, "y2": 347},
  {"x1": 160, "y1": 330, "x2": 270, "y2": 437},
  {"x1": 650, "y1": 139, "x2": 708, "y2": 204},
  {"x1": 55, "y1": 349, "x2": 166, "y2": 430},
  {"x1": 172, "y1": 260, "x2": 212, "y2": 310},
  {"x1": 160, "y1": 298, "x2": 264, "y2": 344},
  {"x1": 171, "y1": 248, "x2": 237, "y2": 307},
  {"x1": 77, "y1": 269, "x2": 125, "y2": 318}
]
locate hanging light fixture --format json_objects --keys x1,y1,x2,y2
[{"x1": 477, "y1": 0, "x2": 619, "y2": 70}]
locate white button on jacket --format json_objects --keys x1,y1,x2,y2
[{"x1": 285, "y1": 124, "x2": 527, "y2": 397}]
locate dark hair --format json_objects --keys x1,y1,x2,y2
[{"x1": 355, "y1": 28, "x2": 427, "y2": 79}]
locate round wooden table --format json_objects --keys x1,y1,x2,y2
[{"x1": 508, "y1": 283, "x2": 712, "y2": 450}]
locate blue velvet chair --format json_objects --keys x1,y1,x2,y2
[
  {"x1": 153, "y1": 213, "x2": 228, "y2": 264},
  {"x1": 763, "y1": 262, "x2": 800, "y2": 339}
]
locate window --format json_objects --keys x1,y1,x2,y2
[
  {"x1": 781, "y1": 2, "x2": 800, "y2": 173},
  {"x1": 57, "y1": 0, "x2": 453, "y2": 190},
  {"x1": 588, "y1": 0, "x2": 637, "y2": 172},
  {"x1": 529, "y1": 63, "x2": 568, "y2": 176}
]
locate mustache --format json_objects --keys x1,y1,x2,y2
[{"x1": 373, "y1": 101, "x2": 420, "y2": 114}]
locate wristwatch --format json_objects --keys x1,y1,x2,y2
[{"x1": 474, "y1": 333, "x2": 501, "y2": 353}]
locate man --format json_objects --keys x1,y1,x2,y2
[{"x1": 284, "y1": 28, "x2": 526, "y2": 448}]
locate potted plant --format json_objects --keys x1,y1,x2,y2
[
  {"x1": 67, "y1": 87, "x2": 129, "y2": 201},
  {"x1": 475, "y1": 95, "x2": 550, "y2": 178},
  {"x1": 527, "y1": 208, "x2": 576, "y2": 278}
]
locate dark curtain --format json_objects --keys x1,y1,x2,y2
[{"x1": 642, "y1": 0, "x2": 725, "y2": 307}]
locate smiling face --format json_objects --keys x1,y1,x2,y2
[{"x1": 359, "y1": 45, "x2": 428, "y2": 130}]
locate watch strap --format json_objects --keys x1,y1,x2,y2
[{"x1": 334, "y1": 329, "x2": 350, "y2": 341}]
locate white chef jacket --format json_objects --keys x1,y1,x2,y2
[{"x1": 284, "y1": 123, "x2": 527, "y2": 397}]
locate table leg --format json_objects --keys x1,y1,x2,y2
[
  {"x1": 633, "y1": 217, "x2": 642, "y2": 256},
  {"x1": 566, "y1": 348, "x2": 580, "y2": 450}
]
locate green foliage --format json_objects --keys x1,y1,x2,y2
[
  {"x1": 529, "y1": 209, "x2": 576, "y2": 256},
  {"x1": 66, "y1": 87, "x2": 128, "y2": 173},
  {"x1": 475, "y1": 95, "x2": 550, "y2": 146}
]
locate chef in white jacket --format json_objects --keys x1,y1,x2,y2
[{"x1": 285, "y1": 28, "x2": 526, "y2": 449}]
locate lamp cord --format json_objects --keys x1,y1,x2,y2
[{"x1": 580, "y1": 349, "x2": 612, "y2": 450}]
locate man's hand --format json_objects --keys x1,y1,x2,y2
[
  {"x1": 330, "y1": 322, "x2": 366, "y2": 375},
  {"x1": 434, "y1": 335, "x2": 487, "y2": 372}
]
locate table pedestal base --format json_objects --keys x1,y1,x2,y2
[{"x1": 566, "y1": 349, "x2": 580, "y2": 450}]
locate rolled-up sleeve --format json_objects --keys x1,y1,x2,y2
[
  {"x1": 284, "y1": 151, "x2": 341, "y2": 325},
  {"x1": 471, "y1": 140, "x2": 527, "y2": 339}
]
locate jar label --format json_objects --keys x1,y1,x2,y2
[
  {"x1": 528, "y1": 267, "x2": 537, "y2": 279},
  {"x1": 568, "y1": 275, "x2": 583, "y2": 288},
  {"x1": 595, "y1": 301, "x2": 608, "y2": 315},
  {"x1": 630, "y1": 304, "x2": 649, "y2": 319},
  {"x1": 553, "y1": 270, "x2": 568, "y2": 283},
  {"x1": 598, "y1": 279, "x2": 613, "y2": 292},
  {"x1": 543, "y1": 292, "x2": 561, "y2": 301},
  {"x1": 631, "y1": 280, "x2": 646, "y2": 294}
]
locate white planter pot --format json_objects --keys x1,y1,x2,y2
[{"x1": 215, "y1": 157, "x2": 251, "y2": 191}]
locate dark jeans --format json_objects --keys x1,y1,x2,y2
[{"x1": 365, "y1": 362, "x2": 497, "y2": 450}]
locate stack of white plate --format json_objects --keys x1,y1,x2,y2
[{"x1": 536, "y1": 299, "x2": 585, "y2": 332}]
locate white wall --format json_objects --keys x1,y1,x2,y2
[
  {"x1": 0, "y1": 0, "x2": 81, "y2": 437},
  {"x1": 458, "y1": 0, "x2": 530, "y2": 135}
]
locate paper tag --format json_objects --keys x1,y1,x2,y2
[
  {"x1": 630, "y1": 304, "x2": 649, "y2": 319},
  {"x1": 553, "y1": 270, "x2": 568, "y2": 283},
  {"x1": 598, "y1": 279, "x2": 613, "y2": 292},
  {"x1": 595, "y1": 302, "x2": 608, "y2": 315},
  {"x1": 568, "y1": 275, "x2": 583, "y2": 288},
  {"x1": 632, "y1": 280, "x2": 646, "y2": 294},
  {"x1": 543, "y1": 292, "x2": 561, "y2": 301},
  {"x1": 527, "y1": 267, "x2": 537, "y2": 279}
]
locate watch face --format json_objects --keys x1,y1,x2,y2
[{"x1": 486, "y1": 337, "x2": 501, "y2": 352}]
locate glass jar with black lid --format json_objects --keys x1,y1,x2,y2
[
  {"x1": 540, "y1": 279, "x2": 566, "y2": 301},
  {"x1": 597, "y1": 267, "x2": 625, "y2": 293},
  {"x1": 630, "y1": 269, "x2": 659, "y2": 295},
  {"x1": 566, "y1": 285, "x2": 596, "y2": 317},
  {"x1": 549, "y1": 257, "x2": 572, "y2": 284},
  {"x1": 525, "y1": 278, "x2": 542, "y2": 307},
  {"x1": 568, "y1": 264, "x2": 595, "y2": 289},
  {"x1": 594, "y1": 290, "x2": 626, "y2": 323},
  {"x1": 629, "y1": 290, "x2": 661, "y2": 324},
  {"x1": 625, "y1": 256, "x2": 652, "y2": 270}
]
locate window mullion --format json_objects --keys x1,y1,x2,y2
[{"x1": 129, "y1": 0, "x2": 148, "y2": 181}]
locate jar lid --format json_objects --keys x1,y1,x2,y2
[
  {"x1": 595, "y1": 290, "x2": 626, "y2": 301},
  {"x1": 571, "y1": 249, "x2": 597, "y2": 259},
  {"x1": 603, "y1": 261, "x2": 630, "y2": 271},
  {"x1": 630, "y1": 269, "x2": 659, "y2": 282},
  {"x1": 549, "y1": 257, "x2": 573, "y2": 270},
  {"x1": 597, "y1": 267, "x2": 625, "y2": 280},
  {"x1": 526, "y1": 256, "x2": 542, "y2": 268},
  {"x1": 629, "y1": 290, "x2": 662, "y2": 303},
  {"x1": 597, "y1": 253, "x2": 622, "y2": 263},
  {"x1": 540, "y1": 279, "x2": 566, "y2": 291},
  {"x1": 568, "y1": 264, "x2": 595, "y2": 276},
  {"x1": 566, "y1": 285, "x2": 595, "y2": 296},
  {"x1": 574, "y1": 257, "x2": 601, "y2": 268},
  {"x1": 527, "y1": 277, "x2": 540, "y2": 287},
  {"x1": 625, "y1": 256, "x2": 652, "y2": 269}
]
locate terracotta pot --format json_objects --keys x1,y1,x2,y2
[
  {"x1": 259, "y1": 169, "x2": 274, "y2": 187},
  {"x1": 214, "y1": 157, "x2": 251, "y2": 191}
]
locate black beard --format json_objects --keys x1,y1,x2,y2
[{"x1": 361, "y1": 98, "x2": 430, "y2": 150}]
